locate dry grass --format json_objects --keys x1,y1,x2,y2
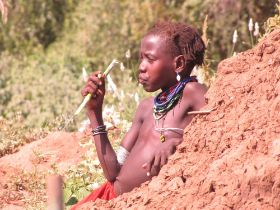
[{"x1": 0, "y1": 115, "x2": 47, "y2": 158}]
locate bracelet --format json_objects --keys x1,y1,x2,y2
[
  {"x1": 92, "y1": 125, "x2": 107, "y2": 136},
  {"x1": 92, "y1": 125, "x2": 106, "y2": 132},
  {"x1": 92, "y1": 131, "x2": 107, "y2": 136}
]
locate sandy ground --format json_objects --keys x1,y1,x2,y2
[{"x1": 0, "y1": 132, "x2": 88, "y2": 209}]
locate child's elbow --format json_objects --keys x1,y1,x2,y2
[
  {"x1": 105, "y1": 171, "x2": 118, "y2": 182},
  {"x1": 104, "y1": 166, "x2": 121, "y2": 182},
  {"x1": 106, "y1": 176, "x2": 116, "y2": 182}
]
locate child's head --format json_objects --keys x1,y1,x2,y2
[
  {"x1": 139, "y1": 21, "x2": 205, "y2": 92},
  {"x1": 146, "y1": 21, "x2": 205, "y2": 74}
]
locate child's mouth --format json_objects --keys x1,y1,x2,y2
[
  {"x1": 138, "y1": 76, "x2": 148, "y2": 85},
  {"x1": 138, "y1": 78, "x2": 147, "y2": 85},
  {"x1": 138, "y1": 79, "x2": 146, "y2": 85}
]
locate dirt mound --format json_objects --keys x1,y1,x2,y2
[
  {"x1": 0, "y1": 132, "x2": 86, "y2": 172},
  {"x1": 0, "y1": 132, "x2": 87, "y2": 209},
  {"x1": 80, "y1": 29, "x2": 280, "y2": 209}
]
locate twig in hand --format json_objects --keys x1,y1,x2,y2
[{"x1": 74, "y1": 59, "x2": 119, "y2": 116}]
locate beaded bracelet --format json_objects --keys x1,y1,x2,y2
[
  {"x1": 93, "y1": 125, "x2": 106, "y2": 131},
  {"x1": 92, "y1": 131, "x2": 107, "y2": 136},
  {"x1": 92, "y1": 125, "x2": 107, "y2": 136}
]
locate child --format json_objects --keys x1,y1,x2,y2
[{"x1": 71, "y1": 21, "x2": 206, "y2": 209}]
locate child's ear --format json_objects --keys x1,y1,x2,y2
[{"x1": 174, "y1": 55, "x2": 186, "y2": 73}]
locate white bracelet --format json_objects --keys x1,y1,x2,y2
[
  {"x1": 117, "y1": 146, "x2": 130, "y2": 165},
  {"x1": 92, "y1": 125, "x2": 107, "y2": 136}
]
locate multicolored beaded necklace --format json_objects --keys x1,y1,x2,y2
[{"x1": 153, "y1": 76, "x2": 197, "y2": 142}]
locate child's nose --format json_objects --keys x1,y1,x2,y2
[{"x1": 138, "y1": 60, "x2": 146, "y2": 73}]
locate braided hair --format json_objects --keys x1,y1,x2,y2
[{"x1": 146, "y1": 21, "x2": 205, "y2": 75}]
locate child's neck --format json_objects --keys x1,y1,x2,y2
[
  {"x1": 154, "y1": 76, "x2": 195, "y2": 120},
  {"x1": 161, "y1": 75, "x2": 191, "y2": 92}
]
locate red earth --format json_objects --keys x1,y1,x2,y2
[
  {"x1": 0, "y1": 132, "x2": 89, "y2": 209},
  {"x1": 0, "y1": 29, "x2": 279, "y2": 209}
]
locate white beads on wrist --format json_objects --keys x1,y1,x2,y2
[
  {"x1": 92, "y1": 125, "x2": 107, "y2": 136},
  {"x1": 117, "y1": 146, "x2": 130, "y2": 165}
]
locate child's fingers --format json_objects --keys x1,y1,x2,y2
[
  {"x1": 88, "y1": 72, "x2": 103, "y2": 87},
  {"x1": 97, "y1": 89, "x2": 104, "y2": 96},
  {"x1": 82, "y1": 73, "x2": 105, "y2": 99},
  {"x1": 153, "y1": 155, "x2": 161, "y2": 169},
  {"x1": 96, "y1": 72, "x2": 106, "y2": 83},
  {"x1": 81, "y1": 87, "x2": 91, "y2": 97},
  {"x1": 142, "y1": 159, "x2": 154, "y2": 176},
  {"x1": 87, "y1": 81, "x2": 98, "y2": 92},
  {"x1": 97, "y1": 74, "x2": 106, "y2": 88},
  {"x1": 81, "y1": 86, "x2": 96, "y2": 97},
  {"x1": 146, "y1": 160, "x2": 152, "y2": 175},
  {"x1": 97, "y1": 73, "x2": 103, "y2": 79},
  {"x1": 142, "y1": 162, "x2": 151, "y2": 176},
  {"x1": 94, "y1": 70, "x2": 102, "y2": 77},
  {"x1": 88, "y1": 77, "x2": 102, "y2": 87},
  {"x1": 85, "y1": 83, "x2": 98, "y2": 95}
]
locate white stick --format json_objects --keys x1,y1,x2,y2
[
  {"x1": 82, "y1": 67, "x2": 88, "y2": 82},
  {"x1": 47, "y1": 175, "x2": 63, "y2": 210},
  {"x1": 187, "y1": 108, "x2": 215, "y2": 115},
  {"x1": 74, "y1": 59, "x2": 119, "y2": 116}
]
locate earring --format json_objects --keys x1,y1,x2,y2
[{"x1": 176, "y1": 72, "x2": 181, "y2": 82}]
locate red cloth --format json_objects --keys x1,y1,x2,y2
[{"x1": 70, "y1": 182, "x2": 116, "y2": 210}]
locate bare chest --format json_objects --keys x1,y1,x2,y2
[{"x1": 138, "y1": 99, "x2": 193, "y2": 143}]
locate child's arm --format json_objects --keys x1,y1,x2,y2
[
  {"x1": 82, "y1": 71, "x2": 143, "y2": 181},
  {"x1": 87, "y1": 106, "x2": 142, "y2": 181},
  {"x1": 185, "y1": 82, "x2": 207, "y2": 112}
]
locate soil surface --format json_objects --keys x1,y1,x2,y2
[
  {"x1": 80, "y1": 29, "x2": 280, "y2": 209},
  {"x1": 0, "y1": 132, "x2": 88, "y2": 209},
  {"x1": 0, "y1": 29, "x2": 279, "y2": 209}
]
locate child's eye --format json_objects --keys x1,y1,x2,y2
[{"x1": 147, "y1": 56, "x2": 156, "y2": 63}]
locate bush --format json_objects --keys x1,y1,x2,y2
[{"x1": 0, "y1": 0, "x2": 278, "y2": 130}]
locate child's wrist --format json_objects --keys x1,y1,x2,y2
[
  {"x1": 86, "y1": 108, "x2": 102, "y2": 116},
  {"x1": 91, "y1": 125, "x2": 107, "y2": 136},
  {"x1": 86, "y1": 109, "x2": 104, "y2": 126}
]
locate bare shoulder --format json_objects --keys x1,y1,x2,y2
[
  {"x1": 138, "y1": 96, "x2": 153, "y2": 108},
  {"x1": 185, "y1": 82, "x2": 207, "y2": 94},
  {"x1": 134, "y1": 96, "x2": 153, "y2": 121},
  {"x1": 183, "y1": 82, "x2": 207, "y2": 110}
]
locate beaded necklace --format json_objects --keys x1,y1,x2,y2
[{"x1": 153, "y1": 76, "x2": 197, "y2": 142}]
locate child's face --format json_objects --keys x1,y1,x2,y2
[{"x1": 138, "y1": 34, "x2": 177, "y2": 92}]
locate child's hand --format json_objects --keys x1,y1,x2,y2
[
  {"x1": 142, "y1": 141, "x2": 176, "y2": 176},
  {"x1": 81, "y1": 71, "x2": 105, "y2": 112}
]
